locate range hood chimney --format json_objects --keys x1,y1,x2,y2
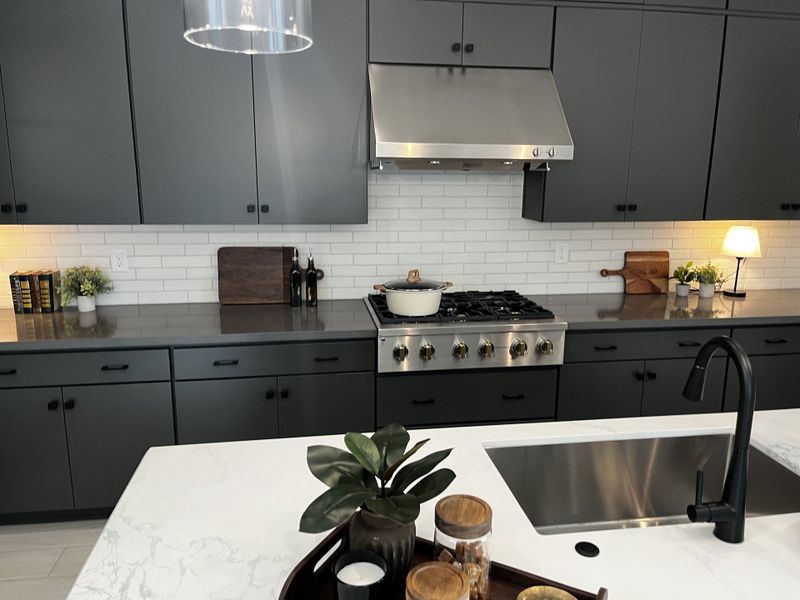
[{"x1": 369, "y1": 64, "x2": 573, "y2": 171}]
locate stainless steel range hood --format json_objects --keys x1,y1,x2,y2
[{"x1": 368, "y1": 64, "x2": 573, "y2": 171}]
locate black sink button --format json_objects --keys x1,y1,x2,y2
[{"x1": 575, "y1": 541, "x2": 600, "y2": 558}]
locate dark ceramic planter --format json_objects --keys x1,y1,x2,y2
[{"x1": 348, "y1": 509, "x2": 416, "y2": 585}]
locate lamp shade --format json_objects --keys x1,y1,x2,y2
[
  {"x1": 183, "y1": 0, "x2": 312, "y2": 55},
  {"x1": 721, "y1": 226, "x2": 761, "y2": 258}
]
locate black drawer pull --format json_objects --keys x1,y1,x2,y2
[
  {"x1": 764, "y1": 338, "x2": 788, "y2": 345},
  {"x1": 501, "y1": 393, "x2": 525, "y2": 401},
  {"x1": 646, "y1": 371, "x2": 657, "y2": 381},
  {"x1": 678, "y1": 341, "x2": 702, "y2": 348},
  {"x1": 464, "y1": 43, "x2": 474, "y2": 53},
  {"x1": 266, "y1": 389, "x2": 275, "y2": 400},
  {"x1": 101, "y1": 364, "x2": 129, "y2": 371},
  {"x1": 412, "y1": 398, "x2": 436, "y2": 405},
  {"x1": 280, "y1": 389, "x2": 289, "y2": 399},
  {"x1": 792, "y1": 204, "x2": 800, "y2": 211},
  {"x1": 314, "y1": 356, "x2": 340, "y2": 363},
  {"x1": 634, "y1": 371, "x2": 645, "y2": 381},
  {"x1": 781, "y1": 203, "x2": 792, "y2": 211},
  {"x1": 616, "y1": 204, "x2": 627, "y2": 212},
  {"x1": 213, "y1": 359, "x2": 240, "y2": 367},
  {"x1": 47, "y1": 399, "x2": 59, "y2": 411},
  {"x1": 0, "y1": 204, "x2": 11, "y2": 213},
  {"x1": 0, "y1": 368, "x2": 17, "y2": 375},
  {"x1": 15, "y1": 203, "x2": 27, "y2": 213},
  {"x1": 64, "y1": 399, "x2": 76, "y2": 410},
  {"x1": 451, "y1": 42, "x2": 461, "y2": 52},
  {"x1": 627, "y1": 204, "x2": 638, "y2": 212},
  {"x1": 594, "y1": 345, "x2": 618, "y2": 351}
]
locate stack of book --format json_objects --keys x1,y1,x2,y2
[{"x1": 9, "y1": 271, "x2": 62, "y2": 314}]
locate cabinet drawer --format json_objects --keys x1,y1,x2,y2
[
  {"x1": 564, "y1": 329, "x2": 728, "y2": 363},
  {"x1": 173, "y1": 340, "x2": 374, "y2": 380},
  {"x1": 0, "y1": 349, "x2": 170, "y2": 388},
  {"x1": 377, "y1": 369, "x2": 556, "y2": 428},
  {"x1": 732, "y1": 326, "x2": 800, "y2": 355}
]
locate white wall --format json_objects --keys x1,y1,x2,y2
[{"x1": 0, "y1": 171, "x2": 797, "y2": 307}]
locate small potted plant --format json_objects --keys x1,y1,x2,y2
[
  {"x1": 671, "y1": 261, "x2": 695, "y2": 297},
  {"x1": 693, "y1": 261, "x2": 724, "y2": 299},
  {"x1": 300, "y1": 423, "x2": 455, "y2": 583},
  {"x1": 60, "y1": 266, "x2": 112, "y2": 312}
]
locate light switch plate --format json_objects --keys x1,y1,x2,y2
[
  {"x1": 110, "y1": 248, "x2": 129, "y2": 273},
  {"x1": 555, "y1": 242, "x2": 570, "y2": 264}
]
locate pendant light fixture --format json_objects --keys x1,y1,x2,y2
[{"x1": 183, "y1": 0, "x2": 312, "y2": 55}]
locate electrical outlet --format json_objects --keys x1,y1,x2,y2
[
  {"x1": 110, "y1": 248, "x2": 128, "y2": 273},
  {"x1": 555, "y1": 242, "x2": 570, "y2": 265}
]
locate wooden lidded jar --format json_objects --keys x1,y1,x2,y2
[{"x1": 406, "y1": 561, "x2": 470, "y2": 600}]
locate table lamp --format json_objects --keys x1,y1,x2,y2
[{"x1": 721, "y1": 226, "x2": 761, "y2": 298}]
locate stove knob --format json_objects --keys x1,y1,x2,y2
[
  {"x1": 537, "y1": 338, "x2": 555, "y2": 356},
  {"x1": 478, "y1": 341, "x2": 495, "y2": 358},
  {"x1": 510, "y1": 339, "x2": 528, "y2": 358},
  {"x1": 419, "y1": 343, "x2": 436, "y2": 361},
  {"x1": 393, "y1": 344, "x2": 409, "y2": 362},
  {"x1": 452, "y1": 341, "x2": 469, "y2": 359}
]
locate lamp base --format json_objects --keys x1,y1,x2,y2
[{"x1": 723, "y1": 289, "x2": 747, "y2": 298}]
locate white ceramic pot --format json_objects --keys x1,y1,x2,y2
[
  {"x1": 675, "y1": 283, "x2": 690, "y2": 297},
  {"x1": 698, "y1": 283, "x2": 715, "y2": 299},
  {"x1": 373, "y1": 269, "x2": 453, "y2": 317},
  {"x1": 77, "y1": 295, "x2": 96, "y2": 312}
]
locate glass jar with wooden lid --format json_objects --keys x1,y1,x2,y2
[
  {"x1": 433, "y1": 494, "x2": 492, "y2": 600},
  {"x1": 406, "y1": 561, "x2": 470, "y2": 600}
]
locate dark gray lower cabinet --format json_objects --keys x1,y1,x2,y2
[
  {"x1": 0, "y1": 388, "x2": 73, "y2": 514},
  {"x1": 63, "y1": 383, "x2": 174, "y2": 509},
  {"x1": 278, "y1": 372, "x2": 374, "y2": 437},
  {"x1": 175, "y1": 377, "x2": 278, "y2": 444},
  {"x1": 640, "y1": 358, "x2": 726, "y2": 417},
  {"x1": 377, "y1": 369, "x2": 557, "y2": 428},
  {"x1": 558, "y1": 362, "x2": 643, "y2": 421},
  {"x1": 725, "y1": 355, "x2": 800, "y2": 411}
]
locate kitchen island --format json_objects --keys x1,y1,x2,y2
[{"x1": 66, "y1": 410, "x2": 800, "y2": 600}]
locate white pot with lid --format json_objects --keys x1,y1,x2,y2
[{"x1": 373, "y1": 269, "x2": 453, "y2": 317}]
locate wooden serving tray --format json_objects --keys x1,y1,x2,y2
[{"x1": 279, "y1": 522, "x2": 609, "y2": 600}]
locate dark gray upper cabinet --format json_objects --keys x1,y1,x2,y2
[
  {"x1": 461, "y1": 4, "x2": 554, "y2": 69},
  {"x1": 626, "y1": 12, "x2": 724, "y2": 221},
  {"x1": 545, "y1": 8, "x2": 642, "y2": 222},
  {"x1": 644, "y1": 0, "x2": 725, "y2": 7},
  {"x1": 369, "y1": 0, "x2": 464, "y2": 65},
  {"x1": 126, "y1": 0, "x2": 258, "y2": 224},
  {"x1": 729, "y1": 0, "x2": 800, "y2": 14},
  {"x1": 253, "y1": 0, "x2": 368, "y2": 224},
  {"x1": 0, "y1": 68, "x2": 14, "y2": 224},
  {"x1": 0, "y1": 0, "x2": 139, "y2": 224},
  {"x1": 707, "y1": 17, "x2": 800, "y2": 220}
]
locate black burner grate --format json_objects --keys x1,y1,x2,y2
[{"x1": 368, "y1": 291, "x2": 555, "y2": 325}]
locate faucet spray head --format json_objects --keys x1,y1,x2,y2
[{"x1": 683, "y1": 364, "x2": 708, "y2": 402}]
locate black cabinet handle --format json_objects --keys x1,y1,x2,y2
[
  {"x1": 678, "y1": 341, "x2": 702, "y2": 348},
  {"x1": 594, "y1": 345, "x2": 618, "y2": 351},
  {"x1": 0, "y1": 368, "x2": 17, "y2": 375},
  {"x1": 314, "y1": 356, "x2": 340, "y2": 363},
  {"x1": 501, "y1": 393, "x2": 525, "y2": 401},
  {"x1": 280, "y1": 389, "x2": 289, "y2": 399},
  {"x1": 464, "y1": 43, "x2": 474, "y2": 53},
  {"x1": 47, "y1": 399, "x2": 59, "y2": 411},
  {"x1": 451, "y1": 42, "x2": 461, "y2": 52},
  {"x1": 266, "y1": 389, "x2": 275, "y2": 400},
  {"x1": 793, "y1": 204, "x2": 800, "y2": 210},
  {"x1": 15, "y1": 204, "x2": 27, "y2": 213},
  {"x1": 213, "y1": 359, "x2": 239, "y2": 367},
  {"x1": 64, "y1": 399, "x2": 76, "y2": 410},
  {"x1": 616, "y1": 204, "x2": 627, "y2": 212},
  {"x1": 627, "y1": 204, "x2": 638, "y2": 212},
  {"x1": 781, "y1": 203, "x2": 792, "y2": 211},
  {"x1": 646, "y1": 371, "x2": 657, "y2": 381},
  {"x1": 0, "y1": 204, "x2": 12, "y2": 213},
  {"x1": 412, "y1": 398, "x2": 436, "y2": 405},
  {"x1": 634, "y1": 371, "x2": 645, "y2": 381},
  {"x1": 260, "y1": 205, "x2": 269, "y2": 213},
  {"x1": 246, "y1": 204, "x2": 256, "y2": 213},
  {"x1": 764, "y1": 338, "x2": 788, "y2": 345},
  {"x1": 101, "y1": 364, "x2": 129, "y2": 371}
]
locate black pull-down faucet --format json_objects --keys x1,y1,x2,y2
[{"x1": 683, "y1": 335, "x2": 756, "y2": 544}]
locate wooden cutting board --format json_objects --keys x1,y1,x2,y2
[
  {"x1": 218, "y1": 247, "x2": 294, "y2": 305},
  {"x1": 600, "y1": 251, "x2": 669, "y2": 295}
]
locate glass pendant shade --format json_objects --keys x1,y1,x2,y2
[{"x1": 183, "y1": 0, "x2": 312, "y2": 55}]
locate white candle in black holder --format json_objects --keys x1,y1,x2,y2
[{"x1": 334, "y1": 550, "x2": 387, "y2": 599}]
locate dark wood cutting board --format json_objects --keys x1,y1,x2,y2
[
  {"x1": 600, "y1": 250, "x2": 669, "y2": 295},
  {"x1": 218, "y1": 247, "x2": 294, "y2": 305}
]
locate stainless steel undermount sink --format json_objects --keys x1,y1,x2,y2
[{"x1": 485, "y1": 434, "x2": 800, "y2": 535}]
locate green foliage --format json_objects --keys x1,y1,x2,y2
[
  {"x1": 60, "y1": 266, "x2": 112, "y2": 304},
  {"x1": 300, "y1": 424, "x2": 456, "y2": 533},
  {"x1": 671, "y1": 261, "x2": 695, "y2": 284},
  {"x1": 693, "y1": 261, "x2": 725, "y2": 285}
]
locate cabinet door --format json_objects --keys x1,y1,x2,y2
[
  {"x1": 626, "y1": 12, "x2": 723, "y2": 221},
  {"x1": 462, "y1": 4, "x2": 553, "y2": 69},
  {"x1": 0, "y1": 388, "x2": 73, "y2": 514},
  {"x1": 369, "y1": 0, "x2": 463, "y2": 65},
  {"x1": 127, "y1": 0, "x2": 258, "y2": 224},
  {"x1": 278, "y1": 372, "x2": 374, "y2": 437},
  {"x1": 64, "y1": 382, "x2": 174, "y2": 509},
  {"x1": 729, "y1": 0, "x2": 800, "y2": 14},
  {"x1": 0, "y1": 69, "x2": 14, "y2": 223},
  {"x1": 645, "y1": 0, "x2": 725, "y2": 6},
  {"x1": 0, "y1": 0, "x2": 139, "y2": 224},
  {"x1": 254, "y1": 0, "x2": 367, "y2": 224},
  {"x1": 725, "y1": 355, "x2": 800, "y2": 411},
  {"x1": 545, "y1": 8, "x2": 642, "y2": 222},
  {"x1": 558, "y1": 362, "x2": 643, "y2": 421},
  {"x1": 641, "y1": 358, "x2": 726, "y2": 417},
  {"x1": 175, "y1": 377, "x2": 278, "y2": 444},
  {"x1": 707, "y1": 17, "x2": 800, "y2": 220}
]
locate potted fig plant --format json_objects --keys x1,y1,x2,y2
[
  {"x1": 60, "y1": 266, "x2": 112, "y2": 312},
  {"x1": 694, "y1": 261, "x2": 724, "y2": 299},
  {"x1": 671, "y1": 261, "x2": 695, "y2": 297},
  {"x1": 300, "y1": 423, "x2": 455, "y2": 583}
]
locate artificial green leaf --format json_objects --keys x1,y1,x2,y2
[
  {"x1": 365, "y1": 494, "x2": 421, "y2": 525},
  {"x1": 371, "y1": 423, "x2": 410, "y2": 470},
  {"x1": 307, "y1": 445, "x2": 376, "y2": 490},
  {"x1": 406, "y1": 469, "x2": 456, "y2": 504},
  {"x1": 344, "y1": 432, "x2": 382, "y2": 476},
  {"x1": 389, "y1": 448, "x2": 452, "y2": 495},
  {"x1": 299, "y1": 483, "x2": 376, "y2": 533},
  {"x1": 384, "y1": 438, "x2": 430, "y2": 481}
]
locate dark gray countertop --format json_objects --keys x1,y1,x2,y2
[
  {"x1": 0, "y1": 300, "x2": 377, "y2": 351},
  {"x1": 546, "y1": 289, "x2": 800, "y2": 331}
]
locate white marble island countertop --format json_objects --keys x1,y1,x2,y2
[{"x1": 68, "y1": 410, "x2": 800, "y2": 600}]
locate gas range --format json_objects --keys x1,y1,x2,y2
[{"x1": 365, "y1": 291, "x2": 567, "y2": 373}]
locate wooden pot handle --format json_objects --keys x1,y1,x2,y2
[
  {"x1": 442, "y1": 281, "x2": 453, "y2": 288},
  {"x1": 372, "y1": 284, "x2": 386, "y2": 292}
]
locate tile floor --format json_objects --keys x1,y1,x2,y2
[{"x1": 0, "y1": 520, "x2": 104, "y2": 600}]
